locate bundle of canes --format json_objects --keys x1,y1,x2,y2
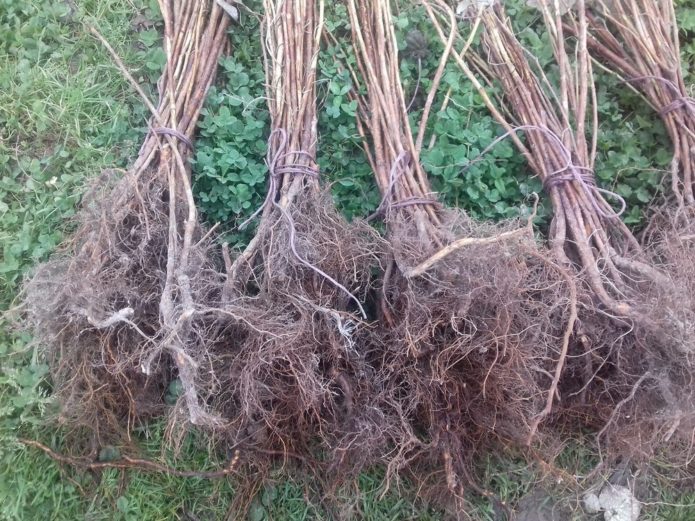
[
  {"x1": 580, "y1": 0, "x2": 695, "y2": 211},
  {"x1": 24, "y1": 0, "x2": 231, "y2": 444},
  {"x1": 348, "y1": 0, "x2": 576, "y2": 509},
  {"x1": 209, "y1": 0, "x2": 383, "y2": 489},
  {"x1": 429, "y1": 0, "x2": 671, "y2": 317},
  {"x1": 428, "y1": 0, "x2": 695, "y2": 463}
]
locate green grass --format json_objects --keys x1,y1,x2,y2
[
  {"x1": 0, "y1": 0, "x2": 157, "y2": 518},
  {"x1": 2, "y1": 0, "x2": 695, "y2": 519},
  {"x1": 0, "y1": 0, "x2": 151, "y2": 297}
]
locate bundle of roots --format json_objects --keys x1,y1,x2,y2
[
  {"x1": 201, "y1": 0, "x2": 386, "y2": 490},
  {"x1": 24, "y1": 0, "x2": 231, "y2": 443},
  {"x1": 347, "y1": 0, "x2": 577, "y2": 510},
  {"x1": 436, "y1": 0, "x2": 695, "y2": 465},
  {"x1": 580, "y1": 7, "x2": 695, "y2": 451},
  {"x1": 580, "y1": 0, "x2": 695, "y2": 460}
]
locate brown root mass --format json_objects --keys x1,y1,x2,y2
[
  {"x1": 375, "y1": 212, "x2": 578, "y2": 505},
  {"x1": 559, "y1": 210, "x2": 695, "y2": 464},
  {"x1": 347, "y1": 0, "x2": 578, "y2": 510},
  {"x1": 210, "y1": 193, "x2": 386, "y2": 472},
  {"x1": 25, "y1": 173, "x2": 211, "y2": 435}
]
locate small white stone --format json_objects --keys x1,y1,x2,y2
[
  {"x1": 599, "y1": 485, "x2": 641, "y2": 521},
  {"x1": 583, "y1": 492, "x2": 602, "y2": 514}
]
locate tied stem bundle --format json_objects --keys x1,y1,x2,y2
[
  {"x1": 210, "y1": 0, "x2": 383, "y2": 487},
  {"x1": 347, "y1": 0, "x2": 442, "y2": 244},
  {"x1": 581, "y1": 0, "x2": 695, "y2": 209},
  {"x1": 226, "y1": 0, "x2": 367, "y2": 310},
  {"x1": 431, "y1": 0, "x2": 664, "y2": 316}
]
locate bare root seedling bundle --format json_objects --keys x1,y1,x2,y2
[
  {"x1": 348, "y1": 0, "x2": 577, "y2": 507},
  {"x1": 576, "y1": 0, "x2": 695, "y2": 462},
  {"x1": 204, "y1": 0, "x2": 385, "y2": 490},
  {"x1": 24, "y1": 0, "x2": 231, "y2": 442},
  {"x1": 431, "y1": 0, "x2": 695, "y2": 464},
  {"x1": 579, "y1": 8, "x2": 695, "y2": 441}
]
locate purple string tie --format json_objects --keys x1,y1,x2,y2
[
  {"x1": 367, "y1": 150, "x2": 440, "y2": 222},
  {"x1": 463, "y1": 124, "x2": 626, "y2": 219},
  {"x1": 153, "y1": 127, "x2": 194, "y2": 150}
]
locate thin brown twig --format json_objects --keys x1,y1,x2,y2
[
  {"x1": 19, "y1": 438, "x2": 241, "y2": 479},
  {"x1": 526, "y1": 252, "x2": 578, "y2": 445},
  {"x1": 405, "y1": 194, "x2": 539, "y2": 277}
]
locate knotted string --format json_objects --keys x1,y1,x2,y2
[
  {"x1": 463, "y1": 124, "x2": 626, "y2": 219},
  {"x1": 239, "y1": 128, "x2": 319, "y2": 230},
  {"x1": 367, "y1": 150, "x2": 440, "y2": 222},
  {"x1": 542, "y1": 166, "x2": 595, "y2": 190},
  {"x1": 153, "y1": 127, "x2": 194, "y2": 150},
  {"x1": 658, "y1": 96, "x2": 695, "y2": 117},
  {"x1": 624, "y1": 75, "x2": 695, "y2": 117}
]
